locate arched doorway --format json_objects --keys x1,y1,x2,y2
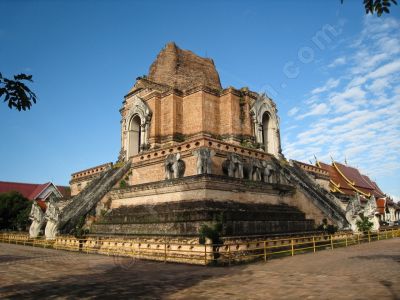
[
  {"x1": 128, "y1": 115, "x2": 141, "y2": 157},
  {"x1": 262, "y1": 113, "x2": 269, "y2": 152}
]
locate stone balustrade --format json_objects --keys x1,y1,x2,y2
[
  {"x1": 70, "y1": 163, "x2": 113, "y2": 181},
  {"x1": 133, "y1": 136, "x2": 274, "y2": 164}
]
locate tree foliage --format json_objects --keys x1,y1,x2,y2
[
  {"x1": 342, "y1": 0, "x2": 398, "y2": 16},
  {"x1": 364, "y1": 0, "x2": 398, "y2": 16},
  {"x1": 0, "y1": 73, "x2": 37, "y2": 111},
  {"x1": 199, "y1": 213, "x2": 224, "y2": 245},
  {"x1": 317, "y1": 218, "x2": 338, "y2": 235},
  {"x1": 0, "y1": 191, "x2": 32, "y2": 230},
  {"x1": 356, "y1": 214, "x2": 374, "y2": 232}
]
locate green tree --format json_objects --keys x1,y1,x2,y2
[
  {"x1": 342, "y1": 0, "x2": 398, "y2": 16},
  {"x1": 0, "y1": 73, "x2": 37, "y2": 111},
  {"x1": 356, "y1": 214, "x2": 374, "y2": 233},
  {"x1": 317, "y1": 218, "x2": 338, "y2": 235},
  {"x1": 0, "y1": 191, "x2": 32, "y2": 230}
]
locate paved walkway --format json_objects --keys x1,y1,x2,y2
[{"x1": 0, "y1": 239, "x2": 399, "y2": 299}]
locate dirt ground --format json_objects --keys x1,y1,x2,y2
[{"x1": 0, "y1": 239, "x2": 399, "y2": 299}]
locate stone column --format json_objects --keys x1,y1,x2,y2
[
  {"x1": 140, "y1": 122, "x2": 147, "y2": 150},
  {"x1": 255, "y1": 123, "x2": 263, "y2": 145}
]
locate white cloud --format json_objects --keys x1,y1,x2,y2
[
  {"x1": 296, "y1": 103, "x2": 330, "y2": 120},
  {"x1": 369, "y1": 60, "x2": 400, "y2": 79},
  {"x1": 282, "y1": 16, "x2": 400, "y2": 196},
  {"x1": 311, "y1": 78, "x2": 340, "y2": 94},
  {"x1": 366, "y1": 78, "x2": 390, "y2": 95},
  {"x1": 328, "y1": 57, "x2": 346, "y2": 68},
  {"x1": 329, "y1": 86, "x2": 367, "y2": 112},
  {"x1": 288, "y1": 107, "x2": 299, "y2": 117}
]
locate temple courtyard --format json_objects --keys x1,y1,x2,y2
[{"x1": 0, "y1": 239, "x2": 399, "y2": 299}]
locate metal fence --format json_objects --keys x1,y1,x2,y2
[{"x1": 1, "y1": 229, "x2": 399, "y2": 265}]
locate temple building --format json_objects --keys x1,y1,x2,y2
[
  {"x1": 62, "y1": 43, "x2": 354, "y2": 238},
  {"x1": 295, "y1": 160, "x2": 399, "y2": 224},
  {"x1": 0, "y1": 181, "x2": 70, "y2": 210}
]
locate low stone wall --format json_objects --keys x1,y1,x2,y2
[
  {"x1": 3, "y1": 230, "x2": 399, "y2": 265},
  {"x1": 55, "y1": 236, "x2": 213, "y2": 265},
  {"x1": 0, "y1": 233, "x2": 55, "y2": 248},
  {"x1": 54, "y1": 236, "x2": 81, "y2": 251}
]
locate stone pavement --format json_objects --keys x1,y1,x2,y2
[{"x1": 0, "y1": 239, "x2": 399, "y2": 299}]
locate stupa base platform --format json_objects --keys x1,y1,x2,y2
[{"x1": 91, "y1": 175, "x2": 317, "y2": 236}]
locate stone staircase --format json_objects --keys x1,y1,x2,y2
[
  {"x1": 58, "y1": 161, "x2": 131, "y2": 234},
  {"x1": 278, "y1": 159, "x2": 348, "y2": 228}
]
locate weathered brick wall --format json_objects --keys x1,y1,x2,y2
[
  {"x1": 147, "y1": 96, "x2": 161, "y2": 143},
  {"x1": 202, "y1": 92, "x2": 220, "y2": 135},
  {"x1": 142, "y1": 89, "x2": 256, "y2": 145},
  {"x1": 148, "y1": 42, "x2": 222, "y2": 91},
  {"x1": 129, "y1": 137, "x2": 274, "y2": 185},
  {"x1": 181, "y1": 91, "x2": 204, "y2": 135}
]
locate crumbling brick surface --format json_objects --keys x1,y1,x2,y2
[{"x1": 148, "y1": 42, "x2": 222, "y2": 91}]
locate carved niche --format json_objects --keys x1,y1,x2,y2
[
  {"x1": 122, "y1": 95, "x2": 152, "y2": 159},
  {"x1": 249, "y1": 94, "x2": 282, "y2": 158}
]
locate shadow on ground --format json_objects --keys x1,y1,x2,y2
[
  {"x1": 0, "y1": 255, "x2": 35, "y2": 264},
  {"x1": 0, "y1": 258, "x2": 237, "y2": 299},
  {"x1": 350, "y1": 255, "x2": 400, "y2": 263}
]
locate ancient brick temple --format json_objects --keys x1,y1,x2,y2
[{"x1": 66, "y1": 43, "x2": 348, "y2": 237}]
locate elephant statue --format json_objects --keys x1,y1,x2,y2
[
  {"x1": 243, "y1": 159, "x2": 263, "y2": 181},
  {"x1": 193, "y1": 148, "x2": 214, "y2": 174},
  {"x1": 222, "y1": 153, "x2": 243, "y2": 179},
  {"x1": 165, "y1": 153, "x2": 186, "y2": 179},
  {"x1": 242, "y1": 159, "x2": 253, "y2": 180},
  {"x1": 261, "y1": 161, "x2": 276, "y2": 183},
  {"x1": 252, "y1": 159, "x2": 263, "y2": 181}
]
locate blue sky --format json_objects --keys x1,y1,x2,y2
[{"x1": 0, "y1": 1, "x2": 399, "y2": 200}]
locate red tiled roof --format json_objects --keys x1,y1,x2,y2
[
  {"x1": 30, "y1": 183, "x2": 51, "y2": 200},
  {"x1": 334, "y1": 162, "x2": 372, "y2": 189},
  {"x1": 0, "y1": 181, "x2": 47, "y2": 200},
  {"x1": 0, "y1": 181, "x2": 67, "y2": 201},
  {"x1": 368, "y1": 179, "x2": 385, "y2": 198},
  {"x1": 318, "y1": 162, "x2": 354, "y2": 194},
  {"x1": 317, "y1": 161, "x2": 385, "y2": 199},
  {"x1": 36, "y1": 200, "x2": 47, "y2": 210},
  {"x1": 57, "y1": 186, "x2": 71, "y2": 199}
]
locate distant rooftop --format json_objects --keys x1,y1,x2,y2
[
  {"x1": 0, "y1": 181, "x2": 70, "y2": 200},
  {"x1": 317, "y1": 161, "x2": 385, "y2": 199}
]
